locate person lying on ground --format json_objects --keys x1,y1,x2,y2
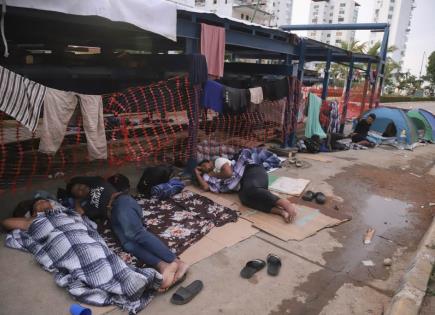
[
  {"x1": 193, "y1": 155, "x2": 297, "y2": 223},
  {"x1": 350, "y1": 113, "x2": 377, "y2": 147},
  {"x1": 0, "y1": 199, "x2": 163, "y2": 313},
  {"x1": 67, "y1": 176, "x2": 188, "y2": 291}
]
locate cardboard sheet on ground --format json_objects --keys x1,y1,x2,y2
[
  {"x1": 269, "y1": 176, "x2": 310, "y2": 196},
  {"x1": 244, "y1": 205, "x2": 347, "y2": 241},
  {"x1": 179, "y1": 218, "x2": 258, "y2": 265}
]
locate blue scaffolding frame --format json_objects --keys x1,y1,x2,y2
[{"x1": 4, "y1": 7, "x2": 387, "y2": 147}]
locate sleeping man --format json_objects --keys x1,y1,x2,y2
[
  {"x1": 0, "y1": 199, "x2": 169, "y2": 313},
  {"x1": 194, "y1": 150, "x2": 297, "y2": 223}
]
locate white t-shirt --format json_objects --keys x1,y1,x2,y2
[{"x1": 213, "y1": 157, "x2": 231, "y2": 173}]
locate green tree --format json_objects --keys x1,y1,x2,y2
[
  {"x1": 395, "y1": 71, "x2": 423, "y2": 95},
  {"x1": 426, "y1": 51, "x2": 435, "y2": 85}
]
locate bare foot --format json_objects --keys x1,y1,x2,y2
[
  {"x1": 280, "y1": 209, "x2": 291, "y2": 223},
  {"x1": 285, "y1": 203, "x2": 297, "y2": 223},
  {"x1": 275, "y1": 199, "x2": 297, "y2": 223},
  {"x1": 174, "y1": 259, "x2": 189, "y2": 282},
  {"x1": 158, "y1": 261, "x2": 178, "y2": 292}
]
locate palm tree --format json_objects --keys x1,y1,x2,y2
[
  {"x1": 366, "y1": 41, "x2": 401, "y2": 93},
  {"x1": 366, "y1": 41, "x2": 397, "y2": 56},
  {"x1": 339, "y1": 40, "x2": 367, "y2": 54}
]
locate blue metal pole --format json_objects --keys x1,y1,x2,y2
[
  {"x1": 280, "y1": 23, "x2": 388, "y2": 31},
  {"x1": 297, "y1": 39, "x2": 306, "y2": 83},
  {"x1": 375, "y1": 25, "x2": 390, "y2": 107},
  {"x1": 321, "y1": 49, "x2": 332, "y2": 100},
  {"x1": 286, "y1": 38, "x2": 306, "y2": 147},
  {"x1": 339, "y1": 58, "x2": 354, "y2": 134},
  {"x1": 359, "y1": 61, "x2": 371, "y2": 116}
]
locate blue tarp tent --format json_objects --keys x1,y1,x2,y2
[
  {"x1": 418, "y1": 109, "x2": 435, "y2": 140},
  {"x1": 362, "y1": 107, "x2": 418, "y2": 145}
]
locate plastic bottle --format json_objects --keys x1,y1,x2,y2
[{"x1": 398, "y1": 129, "x2": 407, "y2": 150}]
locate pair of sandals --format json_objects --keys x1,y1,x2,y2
[
  {"x1": 302, "y1": 191, "x2": 326, "y2": 205},
  {"x1": 240, "y1": 254, "x2": 282, "y2": 279},
  {"x1": 289, "y1": 158, "x2": 303, "y2": 168}
]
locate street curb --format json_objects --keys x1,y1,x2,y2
[{"x1": 385, "y1": 216, "x2": 435, "y2": 315}]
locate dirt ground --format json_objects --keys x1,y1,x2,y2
[{"x1": 0, "y1": 103, "x2": 435, "y2": 315}]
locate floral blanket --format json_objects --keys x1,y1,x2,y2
[{"x1": 99, "y1": 190, "x2": 238, "y2": 267}]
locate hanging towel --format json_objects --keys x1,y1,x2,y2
[
  {"x1": 0, "y1": 66, "x2": 46, "y2": 132},
  {"x1": 201, "y1": 80, "x2": 224, "y2": 113},
  {"x1": 39, "y1": 88, "x2": 107, "y2": 159},
  {"x1": 200, "y1": 23, "x2": 225, "y2": 78},
  {"x1": 305, "y1": 93, "x2": 327, "y2": 139},
  {"x1": 249, "y1": 87, "x2": 263, "y2": 104}
]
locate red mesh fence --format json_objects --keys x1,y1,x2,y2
[
  {"x1": 305, "y1": 83, "x2": 379, "y2": 121},
  {"x1": 0, "y1": 75, "x2": 300, "y2": 191},
  {"x1": 0, "y1": 76, "x2": 198, "y2": 191},
  {"x1": 196, "y1": 77, "x2": 300, "y2": 159}
]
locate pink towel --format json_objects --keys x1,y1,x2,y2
[{"x1": 201, "y1": 23, "x2": 225, "y2": 78}]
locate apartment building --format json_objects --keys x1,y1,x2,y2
[
  {"x1": 369, "y1": 0, "x2": 415, "y2": 65},
  {"x1": 307, "y1": 0, "x2": 360, "y2": 46},
  {"x1": 195, "y1": 0, "x2": 292, "y2": 26}
]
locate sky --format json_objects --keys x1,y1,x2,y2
[{"x1": 291, "y1": 0, "x2": 435, "y2": 76}]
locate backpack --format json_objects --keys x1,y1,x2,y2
[
  {"x1": 137, "y1": 165, "x2": 174, "y2": 198},
  {"x1": 107, "y1": 173, "x2": 130, "y2": 193}
]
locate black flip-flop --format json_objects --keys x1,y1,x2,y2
[
  {"x1": 315, "y1": 192, "x2": 326, "y2": 205},
  {"x1": 302, "y1": 190, "x2": 315, "y2": 202},
  {"x1": 170, "y1": 280, "x2": 203, "y2": 305},
  {"x1": 240, "y1": 259, "x2": 266, "y2": 279},
  {"x1": 267, "y1": 254, "x2": 282, "y2": 276}
]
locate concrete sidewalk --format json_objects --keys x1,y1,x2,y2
[{"x1": 1, "y1": 143, "x2": 434, "y2": 315}]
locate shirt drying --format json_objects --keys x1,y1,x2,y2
[
  {"x1": 223, "y1": 86, "x2": 249, "y2": 114},
  {"x1": 249, "y1": 87, "x2": 264, "y2": 104},
  {"x1": 201, "y1": 80, "x2": 224, "y2": 113}
]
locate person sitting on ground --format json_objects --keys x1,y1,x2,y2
[
  {"x1": 194, "y1": 157, "x2": 297, "y2": 223},
  {"x1": 350, "y1": 113, "x2": 377, "y2": 147},
  {"x1": 67, "y1": 176, "x2": 188, "y2": 291}
]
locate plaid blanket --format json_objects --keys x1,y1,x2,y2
[{"x1": 5, "y1": 207, "x2": 162, "y2": 314}]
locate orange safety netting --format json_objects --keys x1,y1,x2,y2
[
  {"x1": 307, "y1": 83, "x2": 379, "y2": 121},
  {"x1": 0, "y1": 76, "x2": 198, "y2": 191},
  {"x1": 0, "y1": 76, "x2": 300, "y2": 192}
]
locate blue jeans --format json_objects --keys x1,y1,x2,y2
[{"x1": 111, "y1": 194, "x2": 176, "y2": 266}]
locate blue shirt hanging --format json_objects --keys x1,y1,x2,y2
[{"x1": 201, "y1": 80, "x2": 224, "y2": 113}]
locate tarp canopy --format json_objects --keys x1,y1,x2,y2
[
  {"x1": 363, "y1": 107, "x2": 418, "y2": 145},
  {"x1": 418, "y1": 109, "x2": 435, "y2": 141},
  {"x1": 8, "y1": 0, "x2": 177, "y2": 41},
  {"x1": 406, "y1": 109, "x2": 433, "y2": 141}
]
